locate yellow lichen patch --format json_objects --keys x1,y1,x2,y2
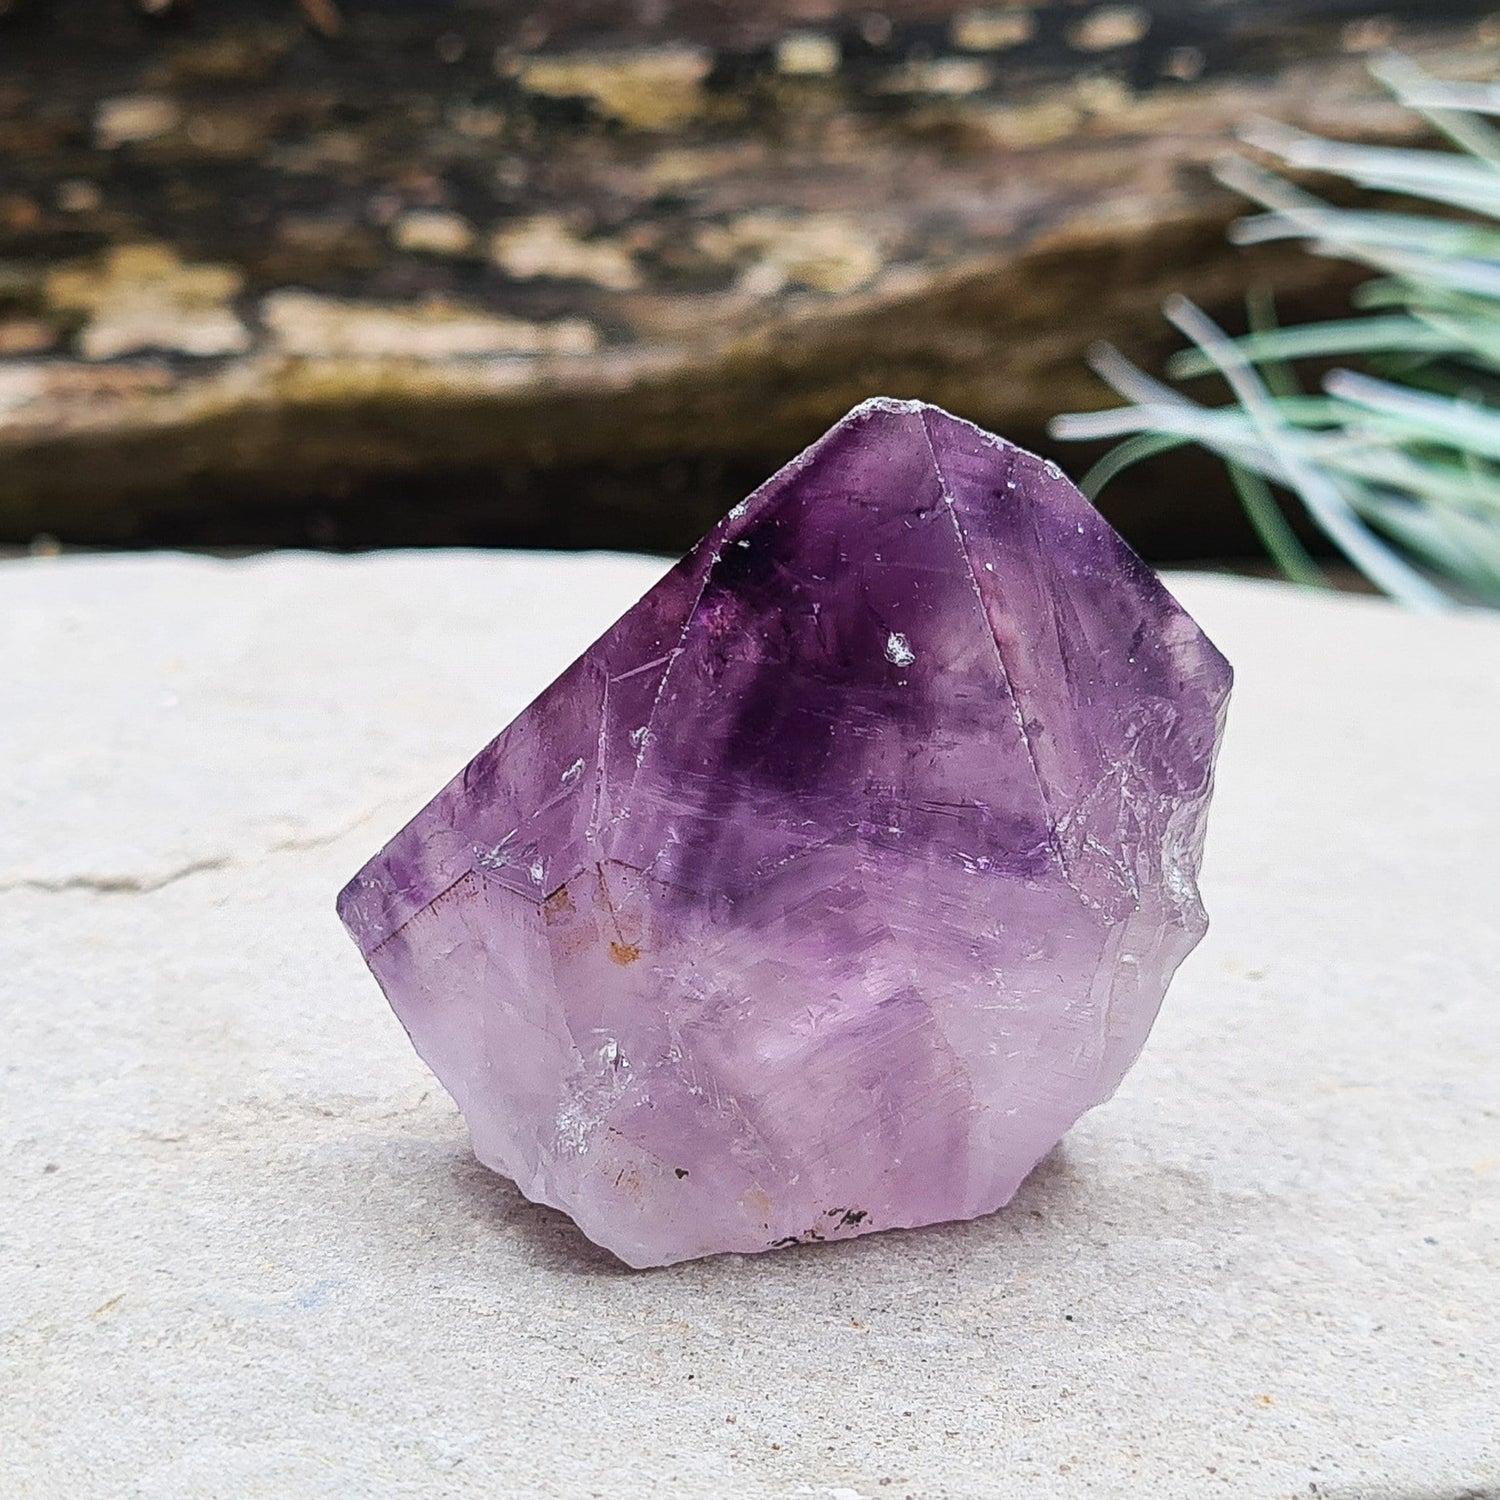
[
  {"x1": 391, "y1": 210, "x2": 477, "y2": 258},
  {"x1": 261, "y1": 290, "x2": 597, "y2": 360},
  {"x1": 953, "y1": 8, "x2": 1037, "y2": 52},
  {"x1": 1069, "y1": 5, "x2": 1151, "y2": 53},
  {"x1": 491, "y1": 215, "x2": 641, "y2": 291},
  {"x1": 1073, "y1": 75, "x2": 1133, "y2": 117},
  {"x1": 519, "y1": 46, "x2": 710, "y2": 132},
  {"x1": 94, "y1": 94, "x2": 182, "y2": 150},
  {"x1": 47, "y1": 244, "x2": 249, "y2": 360},
  {"x1": 699, "y1": 212, "x2": 884, "y2": 297},
  {"x1": 0, "y1": 320, "x2": 56, "y2": 356},
  {"x1": 877, "y1": 57, "x2": 993, "y2": 96},
  {"x1": 647, "y1": 146, "x2": 761, "y2": 193},
  {"x1": 977, "y1": 99, "x2": 1083, "y2": 148},
  {"x1": 775, "y1": 31, "x2": 841, "y2": 77}
]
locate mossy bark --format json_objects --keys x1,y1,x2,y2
[{"x1": 0, "y1": 1, "x2": 1491, "y2": 553}]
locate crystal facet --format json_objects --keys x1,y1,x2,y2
[{"x1": 338, "y1": 400, "x2": 1232, "y2": 1267}]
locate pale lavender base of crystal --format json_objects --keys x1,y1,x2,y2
[
  {"x1": 366, "y1": 848, "x2": 1201, "y2": 1266},
  {"x1": 340, "y1": 399, "x2": 1232, "y2": 1268}
]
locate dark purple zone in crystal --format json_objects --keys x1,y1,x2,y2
[{"x1": 338, "y1": 399, "x2": 1232, "y2": 1268}]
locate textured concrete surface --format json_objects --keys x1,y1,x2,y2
[{"x1": 2, "y1": 551, "x2": 1497, "y2": 1500}]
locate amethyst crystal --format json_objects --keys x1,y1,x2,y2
[{"x1": 338, "y1": 400, "x2": 1231, "y2": 1267}]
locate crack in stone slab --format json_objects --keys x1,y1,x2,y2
[
  {"x1": 3, "y1": 804, "x2": 397, "y2": 896},
  {"x1": 1, "y1": 857, "x2": 230, "y2": 896}
]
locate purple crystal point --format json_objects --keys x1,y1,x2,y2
[{"x1": 338, "y1": 400, "x2": 1232, "y2": 1267}]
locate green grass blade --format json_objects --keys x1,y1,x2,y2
[
  {"x1": 1053, "y1": 56, "x2": 1500, "y2": 610},
  {"x1": 1373, "y1": 55, "x2": 1500, "y2": 164},
  {"x1": 1224, "y1": 459, "x2": 1327, "y2": 585},
  {"x1": 1167, "y1": 317, "x2": 1461, "y2": 379},
  {"x1": 1245, "y1": 287, "x2": 1302, "y2": 401},
  {"x1": 1078, "y1": 431, "x2": 1191, "y2": 499},
  {"x1": 1234, "y1": 208, "x2": 1500, "y2": 260},
  {"x1": 1389, "y1": 81, "x2": 1500, "y2": 119},
  {"x1": 1239, "y1": 120, "x2": 1500, "y2": 220},
  {"x1": 1325, "y1": 371, "x2": 1500, "y2": 462},
  {"x1": 1163, "y1": 296, "x2": 1455, "y2": 610}
]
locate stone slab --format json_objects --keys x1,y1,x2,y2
[{"x1": 2, "y1": 551, "x2": 1497, "y2": 1499}]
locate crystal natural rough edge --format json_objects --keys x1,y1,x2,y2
[{"x1": 337, "y1": 399, "x2": 1232, "y2": 1268}]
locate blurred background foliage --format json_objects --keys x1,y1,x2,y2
[
  {"x1": 0, "y1": 0, "x2": 1496, "y2": 566},
  {"x1": 1056, "y1": 56, "x2": 1500, "y2": 608}
]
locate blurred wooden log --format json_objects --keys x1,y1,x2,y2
[{"x1": 0, "y1": 1, "x2": 1493, "y2": 553}]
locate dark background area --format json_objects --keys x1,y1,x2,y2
[{"x1": 0, "y1": 0, "x2": 1493, "y2": 559}]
